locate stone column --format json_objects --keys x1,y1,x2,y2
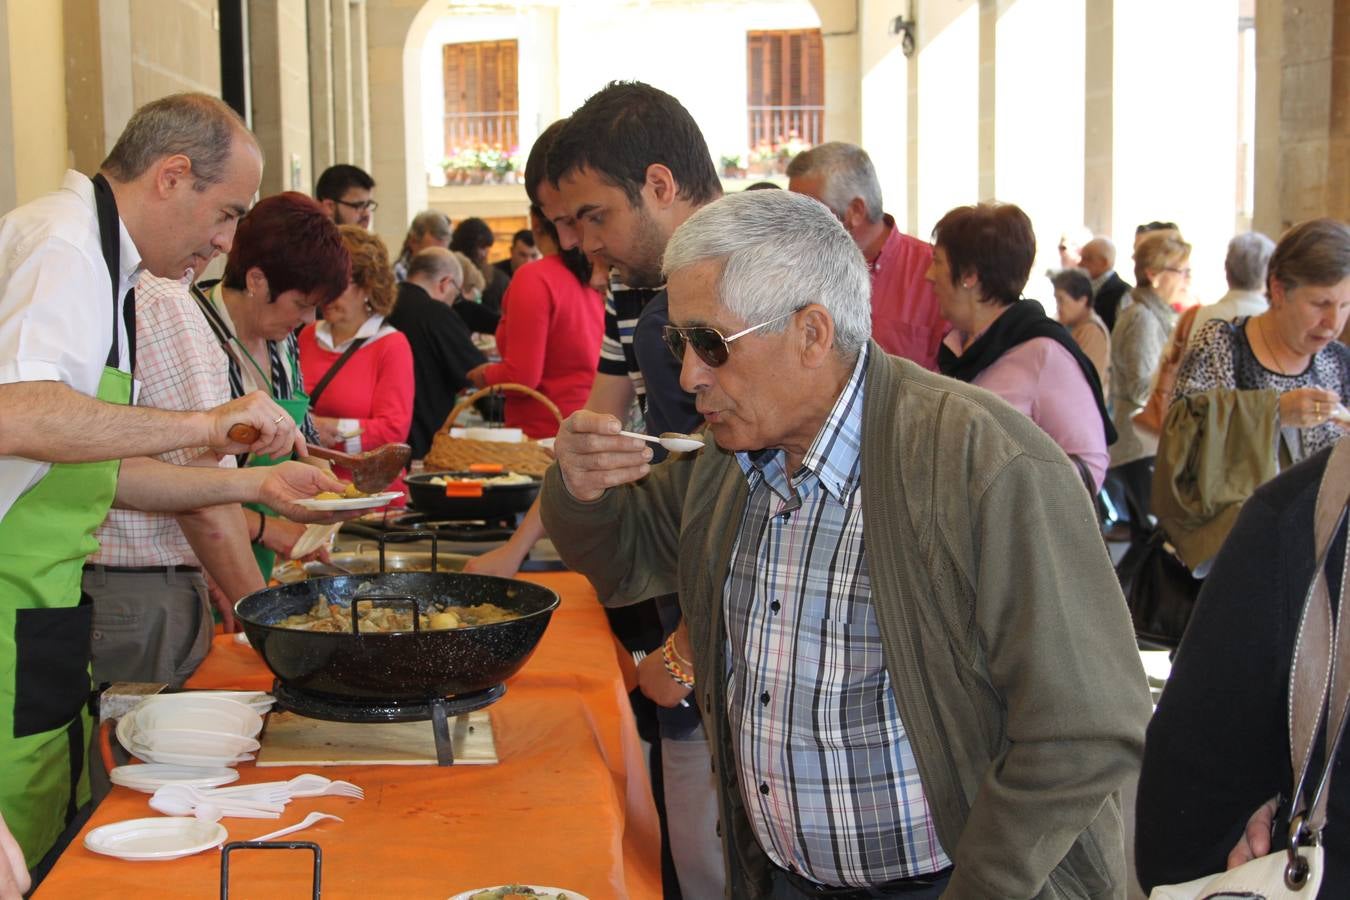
[
  {"x1": 0, "y1": 0, "x2": 68, "y2": 210},
  {"x1": 249, "y1": 0, "x2": 313, "y2": 196},
  {"x1": 1253, "y1": 0, "x2": 1349, "y2": 235},
  {"x1": 350, "y1": 0, "x2": 371, "y2": 171},
  {"x1": 1082, "y1": 0, "x2": 1113, "y2": 235},
  {"x1": 814, "y1": 0, "x2": 862, "y2": 144},
  {"x1": 308, "y1": 0, "x2": 335, "y2": 178},
  {"x1": 977, "y1": 0, "x2": 995, "y2": 201}
]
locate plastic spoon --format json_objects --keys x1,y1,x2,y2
[{"x1": 617, "y1": 430, "x2": 704, "y2": 454}]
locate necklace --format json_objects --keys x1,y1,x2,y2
[{"x1": 1256, "y1": 314, "x2": 1302, "y2": 377}]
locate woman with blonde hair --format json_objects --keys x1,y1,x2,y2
[
  {"x1": 298, "y1": 225, "x2": 415, "y2": 502},
  {"x1": 1108, "y1": 232, "x2": 1186, "y2": 547}
]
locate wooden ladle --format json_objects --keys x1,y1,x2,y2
[{"x1": 228, "y1": 424, "x2": 412, "y2": 493}]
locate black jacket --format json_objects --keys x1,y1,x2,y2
[
  {"x1": 386, "y1": 282, "x2": 486, "y2": 458},
  {"x1": 1094, "y1": 271, "x2": 1131, "y2": 331},
  {"x1": 1136, "y1": 447, "x2": 1348, "y2": 895}
]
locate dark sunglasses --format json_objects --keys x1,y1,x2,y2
[{"x1": 662, "y1": 309, "x2": 798, "y2": 368}]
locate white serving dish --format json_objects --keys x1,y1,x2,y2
[{"x1": 83, "y1": 817, "x2": 227, "y2": 861}]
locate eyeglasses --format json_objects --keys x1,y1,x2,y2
[
  {"x1": 662, "y1": 309, "x2": 798, "y2": 368},
  {"x1": 1163, "y1": 266, "x2": 1192, "y2": 277},
  {"x1": 337, "y1": 198, "x2": 378, "y2": 213}
]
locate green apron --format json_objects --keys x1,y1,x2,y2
[
  {"x1": 245, "y1": 393, "x2": 309, "y2": 578},
  {"x1": 0, "y1": 174, "x2": 132, "y2": 867}
]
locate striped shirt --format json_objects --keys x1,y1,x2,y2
[
  {"x1": 191, "y1": 280, "x2": 320, "y2": 452},
  {"x1": 724, "y1": 345, "x2": 950, "y2": 887},
  {"x1": 90, "y1": 273, "x2": 236, "y2": 567},
  {"x1": 596, "y1": 279, "x2": 659, "y2": 405}
]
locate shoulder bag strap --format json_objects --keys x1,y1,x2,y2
[
  {"x1": 307, "y1": 337, "x2": 368, "y2": 408},
  {"x1": 1287, "y1": 440, "x2": 1350, "y2": 845}
]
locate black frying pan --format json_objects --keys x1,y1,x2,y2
[
  {"x1": 405, "y1": 471, "x2": 540, "y2": 520},
  {"x1": 234, "y1": 570, "x2": 559, "y2": 702}
]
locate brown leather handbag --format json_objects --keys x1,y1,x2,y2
[{"x1": 1133, "y1": 304, "x2": 1201, "y2": 437}]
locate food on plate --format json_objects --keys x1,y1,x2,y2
[
  {"x1": 314, "y1": 482, "x2": 366, "y2": 500},
  {"x1": 275, "y1": 594, "x2": 522, "y2": 633},
  {"x1": 467, "y1": 888, "x2": 573, "y2": 900},
  {"x1": 428, "y1": 472, "x2": 534, "y2": 487}
]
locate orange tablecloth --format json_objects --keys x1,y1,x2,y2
[{"x1": 36, "y1": 572, "x2": 662, "y2": 900}]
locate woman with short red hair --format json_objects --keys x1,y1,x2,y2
[
  {"x1": 192, "y1": 191, "x2": 350, "y2": 571},
  {"x1": 929, "y1": 202, "x2": 1115, "y2": 491}
]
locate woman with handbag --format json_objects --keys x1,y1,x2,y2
[
  {"x1": 1107, "y1": 232, "x2": 1185, "y2": 548},
  {"x1": 1155, "y1": 218, "x2": 1350, "y2": 575},
  {"x1": 1136, "y1": 439, "x2": 1350, "y2": 896},
  {"x1": 298, "y1": 225, "x2": 414, "y2": 504}
]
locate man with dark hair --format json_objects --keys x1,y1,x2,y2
[
  {"x1": 0, "y1": 92, "x2": 345, "y2": 890},
  {"x1": 493, "y1": 228, "x2": 540, "y2": 284},
  {"x1": 388, "y1": 248, "x2": 486, "y2": 458},
  {"x1": 314, "y1": 164, "x2": 377, "y2": 229},
  {"x1": 451, "y1": 217, "x2": 509, "y2": 313},
  {"x1": 542, "y1": 83, "x2": 728, "y2": 899}
]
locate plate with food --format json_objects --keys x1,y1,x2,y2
[
  {"x1": 294, "y1": 489, "x2": 403, "y2": 511},
  {"x1": 449, "y1": 886, "x2": 588, "y2": 900}
]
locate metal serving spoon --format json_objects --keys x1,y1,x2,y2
[
  {"x1": 617, "y1": 430, "x2": 705, "y2": 454},
  {"x1": 227, "y1": 424, "x2": 411, "y2": 493}
]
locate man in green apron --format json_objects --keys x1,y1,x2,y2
[{"x1": 0, "y1": 93, "x2": 351, "y2": 889}]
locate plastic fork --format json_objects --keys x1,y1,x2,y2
[
  {"x1": 213, "y1": 774, "x2": 363, "y2": 801},
  {"x1": 242, "y1": 812, "x2": 343, "y2": 844}
]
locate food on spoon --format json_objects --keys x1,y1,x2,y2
[
  {"x1": 314, "y1": 482, "x2": 367, "y2": 500},
  {"x1": 275, "y1": 594, "x2": 520, "y2": 633}
]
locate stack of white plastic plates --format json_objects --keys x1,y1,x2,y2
[
  {"x1": 115, "y1": 693, "x2": 270, "y2": 768},
  {"x1": 109, "y1": 764, "x2": 241, "y2": 794}
]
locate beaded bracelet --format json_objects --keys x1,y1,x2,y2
[{"x1": 662, "y1": 632, "x2": 695, "y2": 688}]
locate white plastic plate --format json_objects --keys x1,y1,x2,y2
[
  {"x1": 109, "y1": 764, "x2": 240, "y2": 794},
  {"x1": 84, "y1": 817, "x2": 227, "y2": 861},
  {"x1": 293, "y1": 491, "x2": 403, "y2": 511}
]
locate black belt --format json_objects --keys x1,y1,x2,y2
[
  {"x1": 83, "y1": 563, "x2": 201, "y2": 575},
  {"x1": 783, "y1": 866, "x2": 953, "y2": 898}
]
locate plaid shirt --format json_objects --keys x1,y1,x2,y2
[
  {"x1": 724, "y1": 345, "x2": 950, "y2": 887},
  {"x1": 91, "y1": 273, "x2": 235, "y2": 567}
]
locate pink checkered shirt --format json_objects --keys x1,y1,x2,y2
[{"x1": 90, "y1": 273, "x2": 235, "y2": 567}]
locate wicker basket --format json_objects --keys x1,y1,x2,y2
[{"x1": 423, "y1": 383, "x2": 561, "y2": 477}]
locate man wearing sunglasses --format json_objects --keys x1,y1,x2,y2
[
  {"x1": 314, "y1": 164, "x2": 377, "y2": 230},
  {"x1": 541, "y1": 189, "x2": 1151, "y2": 899}
]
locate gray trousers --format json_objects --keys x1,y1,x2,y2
[
  {"x1": 661, "y1": 725, "x2": 727, "y2": 899},
  {"x1": 81, "y1": 565, "x2": 213, "y2": 686}
]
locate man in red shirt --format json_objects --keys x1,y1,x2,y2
[{"x1": 788, "y1": 143, "x2": 946, "y2": 370}]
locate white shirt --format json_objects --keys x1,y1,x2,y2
[
  {"x1": 0, "y1": 170, "x2": 141, "y2": 521},
  {"x1": 1188, "y1": 288, "x2": 1269, "y2": 346}
]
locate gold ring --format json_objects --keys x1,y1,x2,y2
[
  {"x1": 272, "y1": 414, "x2": 286, "y2": 425},
  {"x1": 1316, "y1": 401, "x2": 1322, "y2": 417}
]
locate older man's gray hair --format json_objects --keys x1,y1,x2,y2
[
  {"x1": 101, "y1": 93, "x2": 256, "y2": 189},
  {"x1": 1225, "y1": 231, "x2": 1276, "y2": 291},
  {"x1": 662, "y1": 189, "x2": 872, "y2": 354},
  {"x1": 785, "y1": 142, "x2": 884, "y2": 224}
]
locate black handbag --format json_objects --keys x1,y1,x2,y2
[{"x1": 1126, "y1": 528, "x2": 1202, "y2": 647}]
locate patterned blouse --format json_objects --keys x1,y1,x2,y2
[{"x1": 1174, "y1": 316, "x2": 1350, "y2": 460}]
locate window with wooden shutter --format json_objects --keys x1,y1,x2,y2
[
  {"x1": 746, "y1": 28, "x2": 824, "y2": 170},
  {"x1": 442, "y1": 39, "x2": 520, "y2": 181}
]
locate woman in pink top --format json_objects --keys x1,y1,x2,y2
[
  {"x1": 466, "y1": 127, "x2": 604, "y2": 438},
  {"x1": 298, "y1": 225, "x2": 414, "y2": 503},
  {"x1": 929, "y1": 203, "x2": 1116, "y2": 491}
]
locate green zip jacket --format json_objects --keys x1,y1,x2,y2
[{"x1": 541, "y1": 344, "x2": 1152, "y2": 898}]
